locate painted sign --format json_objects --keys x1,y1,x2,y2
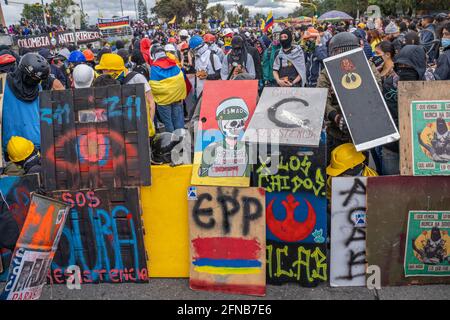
[
  {"x1": 188, "y1": 186, "x2": 266, "y2": 296},
  {"x1": 411, "y1": 101, "x2": 450, "y2": 175},
  {"x1": 1, "y1": 193, "x2": 69, "y2": 300},
  {"x1": 253, "y1": 137, "x2": 327, "y2": 287},
  {"x1": 191, "y1": 80, "x2": 259, "y2": 187},
  {"x1": 323, "y1": 48, "x2": 400, "y2": 151},
  {"x1": 0, "y1": 174, "x2": 41, "y2": 281},
  {"x1": 49, "y1": 188, "x2": 148, "y2": 284},
  {"x1": 330, "y1": 177, "x2": 367, "y2": 287},
  {"x1": 39, "y1": 84, "x2": 151, "y2": 190},
  {"x1": 404, "y1": 211, "x2": 450, "y2": 277},
  {"x1": 243, "y1": 87, "x2": 327, "y2": 146}
]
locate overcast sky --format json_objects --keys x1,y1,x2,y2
[{"x1": 2, "y1": 0, "x2": 297, "y2": 25}]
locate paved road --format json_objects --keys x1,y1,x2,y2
[{"x1": 2, "y1": 280, "x2": 448, "y2": 300}]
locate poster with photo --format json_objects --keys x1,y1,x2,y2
[
  {"x1": 411, "y1": 101, "x2": 450, "y2": 175},
  {"x1": 404, "y1": 211, "x2": 450, "y2": 277}
]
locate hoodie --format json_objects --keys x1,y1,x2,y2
[{"x1": 394, "y1": 45, "x2": 426, "y2": 80}]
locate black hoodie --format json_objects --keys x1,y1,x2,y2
[{"x1": 394, "y1": 45, "x2": 426, "y2": 80}]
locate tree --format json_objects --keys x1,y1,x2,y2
[
  {"x1": 152, "y1": 0, "x2": 188, "y2": 23},
  {"x1": 21, "y1": 3, "x2": 46, "y2": 25},
  {"x1": 206, "y1": 3, "x2": 226, "y2": 21},
  {"x1": 48, "y1": 0, "x2": 77, "y2": 26},
  {"x1": 186, "y1": 0, "x2": 209, "y2": 22},
  {"x1": 138, "y1": 0, "x2": 149, "y2": 21},
  {"x1": 236, "y1": 4, "x2": 250, "y2": 21}
]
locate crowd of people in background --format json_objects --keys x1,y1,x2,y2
[{"x1": 0, "y1": 11, "x2": 449, "y2": 179}]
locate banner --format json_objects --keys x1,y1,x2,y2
[
  {"x1": 404, "y1": 211, "x2": 450, "y2": 277},
  {"x1": 323, "y1": 48, "x2": 400, "y2": 151},
  {"x1": 14, "y1": 30, "x2": 103, "y2": 50},
  {"x1": 98, "y1": 16, "x2": 130, "y2": 30},
  {"x1": 411, "y1": 100, "x2": 450, "y2": 175}
]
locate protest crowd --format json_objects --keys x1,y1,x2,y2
[{"x1": 0, "y1": 5, "x2": 449, "y2": 300}]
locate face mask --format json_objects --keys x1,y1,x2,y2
[
  {"x1": 397, "y1": 68, "x2": 419, "y2": 81},
  {"x1": 280, "y1": 38, "x2": 291, "y2": 50},
  {"x1": 442, "y1": 38, "x2": 450, "y2": 48}
]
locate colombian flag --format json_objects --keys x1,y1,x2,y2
[
  {"x1": 192, "y1": 237, "x2": 262, "y2": 275},
  {"x1": 149, "y1": 57, "x2": 187, "y2": 106},
  {"x1": 264, "y1": 11, "x2": 274, "y2": 33}
]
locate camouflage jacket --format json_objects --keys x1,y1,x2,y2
[{"x1": 317, "y1": 61, "x2": 382, "y2": 141}]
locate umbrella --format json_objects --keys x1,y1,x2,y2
[{"x1": 318, "y1": 10, "x2": 353, "y2": 21}]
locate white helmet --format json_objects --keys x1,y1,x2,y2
[
  {"x1": 223, "y1": 28, "x2": 233, "y2": 36},
  {"x1": 73, "y1": 64, "x2": 95, "y2": 89},
  {"x1": 164, "y1": 44, "x2": 177, "y2": 53},
  {"x1": 179, "y1": 29, "x2": 189, "y2": 37}
]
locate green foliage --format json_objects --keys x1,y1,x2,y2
[
  {"x1": 152, "y1": 0, "x2": 208, "y2": 23},
  {"x1": 138, "y1": 0, "x2": 149, "y2": 22},
  {"x1": 206, "y1": 4, "x2": 226, "y2": 21},
  {"x1": 21, "y1": 3, "x2": 47, "y2": 24}
]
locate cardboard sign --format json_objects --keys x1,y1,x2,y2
[
  {"x1": 50, "y1": 188, "x2": 148, "y2": 284},
  {"x1": 398, "y1": 81, "x2": 450, "y2": 175},
  {"x1": 191, "y1": 80, "x2": 259, "y2": 187},
  {"x1": 330, "y1": 177, "x2": 367, "y2": 287},
  {"x1": 188, "y1": 186, "x2": 266, "y2": 296},
  {"x1": 0, "y1": 174, "x2": 41, "y2": 281},
  {"x1": 410, "y1": 101, "x2": 450, "y2": 175},
  {"x1": 404, "y1": 211, "x2": 450, "y2": 277},
  {"x1": 243, "y1": 87, "x2": 327, "y2": 146},
  {"x1": 0, "y1": 73, "x2": 6, "y2": 168},
  {"x1": 1, "y1": 193, "x2": 69, "y2": 300},
  {"x1": 253, "y1": 137, "x2": 328, "y2": 287},
  {"x1": 323, "y1": 48, "x2": 400, "y2": 151},
  {"x1": 39, "y1": 85, "x2": 151, "y2": 190},
  {"x1": 366, "y1": 176, "x2": 450, "y2": 286}
]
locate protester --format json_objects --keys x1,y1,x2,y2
[
  {"x1": 221, "y1": 35, "x2": 256, "y2": 80},
  {"x1": 262, "y1": 24, "x2": 282, "y2": 86},
  {"x1": 73, "y1": 64, "x2": 95, "y2": 88},
  {"x1": 434, "y1": 22, "x2": 450, "y2": 80}
]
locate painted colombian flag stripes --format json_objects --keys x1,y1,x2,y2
[{"x1": 192, "y1": 237, "x2": 262, "y2": 275}]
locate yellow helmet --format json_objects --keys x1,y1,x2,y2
[
  {"x1": 326, "y1": 143, "x2": 366, "y2": 177},
  {"x1": 95, "y1": 53, "x2": 126, "y2": 72},
  {"x1": 7, "y1": 136, "x2": 35, "y2": 163}
]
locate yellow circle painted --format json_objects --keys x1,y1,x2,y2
[{"x1": 341, "y1": 72, "x2": 362, "y2": 90}]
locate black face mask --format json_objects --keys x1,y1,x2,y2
[
  {"x1": 397, "y1": 67, "x2": 419, "y2": 81},
  {"x1": 280, "y1": 38, "x2": 291, "y2": 50},
  {"x1": 7, "y1": 69, "x2": 40, "y2": 102}
]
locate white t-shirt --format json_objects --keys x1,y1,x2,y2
[{"x1": 125, "y1": 72, "x2": 151, "y2": 93}]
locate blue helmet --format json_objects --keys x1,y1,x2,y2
[
  {"x1": 68, "y1": 50, "x2": 86, "y2": 63},
  {"x1": 189, "y1": 35, "x2": 203, "y2": 50}
]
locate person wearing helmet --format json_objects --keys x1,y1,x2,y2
[
  {"x1": 262, "y1": 24, "x2": 282, "y2": 86},
  {"x1": 204, "y1": 33, "x2": 225, "y2": 62},
  {"x1": 5, "y1": 136, "x2": 41, "y2": 175},
  {"x1": 198, "y1": 97, "x2": 250, "y2": 178},
  {"x1": 37, "y1": 48, "x2": 65, "y2": 91},
  {"x1": 73, "y1": 64, "x2": 95, "y2": 88},
  {"x1": 0, "y1": 54, "x2": 16, "y2": 74},
  {"x1": 95, "y1": 53, "x2": 156, "y2": 133},
  {"x1": 222, "y1": 28, "x2": 234, "y2": 55},
  {"x1": 178, "y1": 29, "x2": 190, "y2": 52},
  {"x1": 302, "y1": 27, "x2": 328, "y2": 87},
  {"x1": 83, "y1": 49, "x2": 96, "y2": 68},
  {"x1": 273, "y1": 29, "x2": 306, "y2": 87},
  {"x1": 3, "y1": 53, "x2": 50, "y2": 155},
  {"x1": 67, "y1": 50, "x2": 87, "y2": 88},
  {"x1": 164, "y1": 43, "x2": 182, "y2": 66},
  {"x1": 221, "y1": 35, "x2": 256, "y2": 80},
  {"x1": 189, "y1": 35, "x2": 222, "y2": 98},
  {"x1": 317, "y1": 32, "x2": 382, "y2": 160}
]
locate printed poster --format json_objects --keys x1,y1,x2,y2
[
  {"x1": 411, "y1": 101, "x2": 450, "y2": 175},
  {"x1": 404, "y1": 211, "x2": 450, "y2": 277}
]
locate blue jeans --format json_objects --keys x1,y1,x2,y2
[
  {"x1": 156, "y1": 102, "x2": 184, "y2": 133},
  {"x1": 381, "y1": 147, "x2": 400, "y2": 176}
]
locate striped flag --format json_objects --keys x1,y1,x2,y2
[{"x1": 264, "y1": 11, "x2": 274, "y2": 33}]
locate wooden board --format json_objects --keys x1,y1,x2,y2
[
  {"x1": 0, "y1": 193, "x2": 69, "y2": 300},
  {"x1": 398, "y1": 81, "x2": 450, "y2": 175},
  {"x1": 366, "y1": 176, "x2": 450, "y2": 287},
  {"x1": 252, "y1": 136, "x2": 328, "y2": 287},
  {"x1": 191, "y1": 80, "x2": 259, "y2": 187},
  {"x1": 0, "y1": 174, "x2": 41, "y2": 281},
  {"x1": 243, "y1": 87, "x2": 327, "y2": 146},
  {"x1": 330, "y1": 177, "x2": 367, "y2": 287},
  {"x1": 49, "y1": 188, "x2": 148, "y2": 284},
  {"x1": 188, "y1": 186, "x2": 266, "y2": 296},
  {"x1": 323, "y1": 48, "x2": 400, "y2": 151},
  {"x1": 141, "y1": 165, "x2": 192, "y2": 278},
  {"x1": 0, "y1": 73, "x2": 6, "y2": 168},
  {"x1": 39, "y1": 84, "x2": 151, "y2": 191}
]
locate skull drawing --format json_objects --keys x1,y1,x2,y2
[{"x1": 216, "y1": 97, "x2": 249, "y2": 139}]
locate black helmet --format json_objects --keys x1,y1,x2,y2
[
  {"x1": 328, "y1": 32, "x2": 360, "y2": 56},
  {"x1": 151, "y1": 132, "x2": 183, "y2": 164},
  {"x1": 19, "y1": 53, "x2": 50, "y2": 81}
]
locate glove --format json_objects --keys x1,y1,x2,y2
[{"x1": 335, "y1": 114, "x2": 349, "y2": 134}]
